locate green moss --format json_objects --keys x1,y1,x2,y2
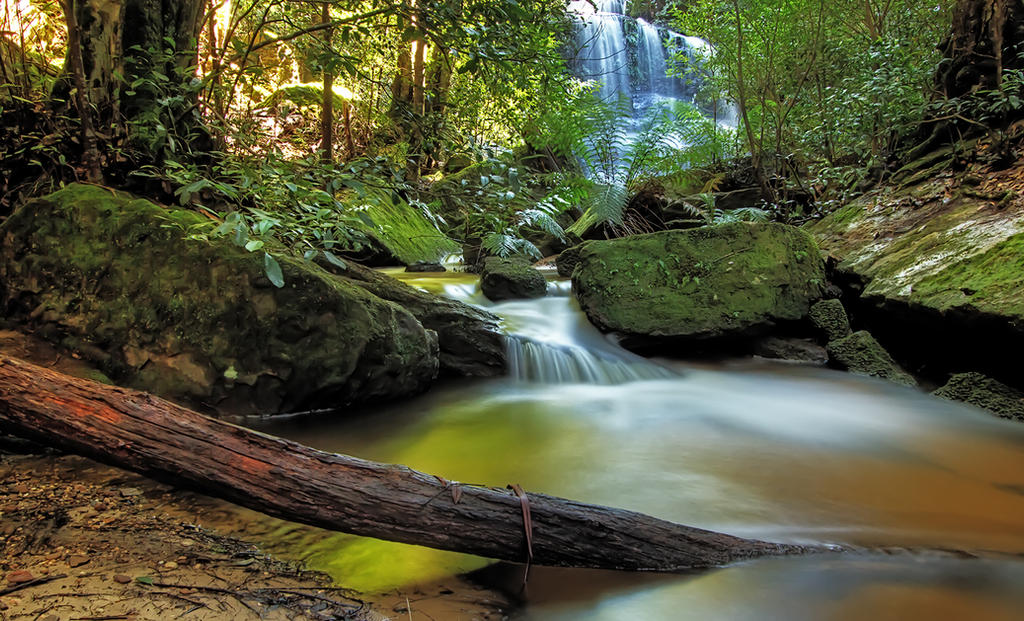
[
  {"x1": 827, "y1": 203, "x2": 865, "y2": 228},
  {"x1": 0, "y1": 183, "x2": 438, "y2": 415},
  {"x1": 571, "y1": 222, "x2": 826, "y2": 340},
  {"x1": 910, "y1": 232, "x2": 1024, "y2": 319}
]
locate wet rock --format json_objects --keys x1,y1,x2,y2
[
  {"x1": 809, "y1": 299, "x2": 852, "y2": 342},
  {"x1": 556, "y1": 245, "x2": 584, "y2": 278},
  {"x1": 806, "y1": 182, "x2": 1024, "y2": 383},
  {"x1": 826, "y1": 331, "x2": 917, "y2": 386},
  {"x1": 753, "y1": 337, "x2": 828, "y2": 364},
  {"x1": 338, "y1": 262, "x2": 506, "y2": 377},
  {"x1": 480, "y1": 257, "x2": 547, "y2": 302},
  {"x1": 572, "y1": 223, "x2": 825, "y2": 350},
  {"x1": 933, "y1": 372, "x2": 1024, "y2": 422},
  {"x1": 405, "y1": 261, "x2": 446, "y2": 273},
  {"x1": 0, "y1": 184, "x2": 439, "y2": 415}
]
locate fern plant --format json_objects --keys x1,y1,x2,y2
[{"x1": 567, "y1": 99, "x2": 734, "y2": 237}]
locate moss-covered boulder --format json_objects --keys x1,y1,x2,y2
[
  {"x1": 806, "y1": 178, "x2": 1024, "y2": 385},
  {"x1": 933, "y1": 372, "x2": 1024, "y2": 422},
  {"x1": 480, "y1": 257, "x2": 547, "y2": 302},
  {"x1": 571, "y1": 222, "x2": 826, "y2": 348},
  {"x1": 826, "y1": 331, "x2": 917, "y2": 387},
  {"x1": 809, "y1": 299, "x2": 852, "y2": 343},
  {"x1": 0, "y1": 184, "x2": 442, "y2": 415}
]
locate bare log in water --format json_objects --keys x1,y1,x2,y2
[{"x1": 0, "y1": 355, "x2": 814, "y2": 572}]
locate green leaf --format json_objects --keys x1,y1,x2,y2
[
  {"x1": 244, "y1": 240, "x2": 264, "y2": 252},
  {"x1": 322, "y1": 250, "x2": 348, "y2": 270},
  {"x1": 136, "y1": 576, "x2": 154, "y2": 585},
  {"x1": 263, "y1": 253, "x2": 284, "y2": 288}
]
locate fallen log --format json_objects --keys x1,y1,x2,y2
[{"x1": 0, "y1": 355, "x2": 815, "y2": 571}]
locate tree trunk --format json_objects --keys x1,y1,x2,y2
[
  {"x1": 58, "y1": 0, "x2": 206, "y2": 168},
  {"x1": 938, "y1": 0, "x2": 1024, "y2": 99},
  {"x1": 0, "y1": 355, "x2": 817, "y2": 572},
  {"x1": 320, "y1": 2, "x2": 334, "y2": 163}
]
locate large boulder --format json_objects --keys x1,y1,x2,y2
[
  {"x1": 571, "y1": 222, "x2": 826, "y2": 350},
  {"x1": 806, "y1": 178, "x2": 1024, "y2": 386},
  {"x1": 0, "y1": 184, "x2": 448, "y2": 415},
  {"x1": 933, "y1": 372, "x2": 1024, "y2": 422},
  {"x1": 480, "y1": 257, "x2": 547, "y2": 302}
]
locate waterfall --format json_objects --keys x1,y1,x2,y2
[
  {"x1": 569, "y1": 0, "x2": 632, "y2": 103},
  {"x1": 636, "y1": 19, "x2": 674, "y2": 96},
  {"x1": 506, "y1": 336, "x2": 677, "y2": 385}
]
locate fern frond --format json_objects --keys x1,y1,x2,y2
[
  {"x1": 566, "y1": 183, "x2": 628, "y2": 236},
  {"x1": 518, "y1": 209, "x2": 566, "y2": 240}
]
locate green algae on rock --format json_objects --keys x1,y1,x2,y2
[
  {"x1": 826, "y1": 331, "x2": 917, "y2": 387},
  {"x1": 933, "y1": 372, "x2": 1024, "y2": 422},
  {"x1": 0, "y1": 184, "x2": 441, "y2": 415},
  {"x1": 571, "y1": 222, "x2": 826, "y2": 348},
  {"x1": 806, "y1": 178, "x2": 1024, "y2": 387},
  {"x1": 809, "y1": 299, "x2": 852, "y2": 343},
  {"x1": 480, "y1": 257, "x2": 547, "y2": 302}
]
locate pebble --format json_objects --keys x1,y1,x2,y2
[
  {"x1": 119, "y1": 487, "x2": 142, "y2": 497},
  {"x1": 5, "y1": 570, "x2": 33, "y2": 584},
  {"x1": 164, "y1": 561, "x2": 178, "y2": 569},
  {"x1": 68, "y1": 554, "x2": 90, "y2": 567},
  {"x1": 113, "y1": 574, "x2": 131, "y2": 584}
]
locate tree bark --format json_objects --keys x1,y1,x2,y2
[
  {"x1": 0, "y1": 355, "x2": 816, "y2": 572},
  {"x1": 320, "y1": 2, "x2": 334, "y2": 164},
  {"x1": 938, "y1": 0, "x2": 1024, "y2": 99}
]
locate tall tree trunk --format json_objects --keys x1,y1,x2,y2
[
  {"x1": 58, "y1": 0, "x2": 207, "y2": 169},
  {"x1": 320, "y1": 1, "x2": 334, "y2": 163},
  {"x1": 0, "y1": 355, "x2": 819, "y2": 573},
  {"x1": 938, "y1": 0, "x2": 1024, "y2": 99},
  {"x1": 61, "y1": 0, "x2": 103, "y2": 182}
]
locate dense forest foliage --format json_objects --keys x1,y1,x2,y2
[{"x1": 1, "y1": 0, "x2": 1021, "y2": 274}]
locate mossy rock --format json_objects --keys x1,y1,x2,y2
[
  {"x1": 571, "y1": 222, "x2": 826, "y2": 347},
  {"x1": 480, "y1": 257, "x2": 547, "y2": 302},
  {"x1": 932, "y1": 372, "x2": 1024, "y2": 422},
  {"x1": 809, "y1": 299, "x2": 852, "y2": 343},
  {"x1": 807, "y1": 183, "x2": 1024, "y2": 327},
  {"x1": 0, "y1": 184, "x2": 440, "y2": 415},
  {"x1": 826, "y1": 331, "x2": 917, "y2": 387}
]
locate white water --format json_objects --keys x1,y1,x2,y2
[{"x1": 568, "y1": 0, "x2": 632, "y2": 103}]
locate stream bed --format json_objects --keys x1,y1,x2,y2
[{"x1": 257, "y1": 271, "x2": 1024, "y2": 620}]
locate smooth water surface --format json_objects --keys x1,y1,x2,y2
[{"x1": 258, "y1": 271, "x2": 1024, "y2": 619}]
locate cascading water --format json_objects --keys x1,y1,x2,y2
[
  {"x1": 635, "y1": 18, "x2": 675, "y2": 97},
  {"x1": 568, "y1": 0, "x2": 632, "y2": 103},
  {"x1": 568, "y1": 0, "x2": 710, "y2": 113}
]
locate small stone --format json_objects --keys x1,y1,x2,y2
[
  {"x1": 6, "y1": 570, "x2": 33, "y2": 584},
  {"x1": 164, "y1": 561, "x2": 178, "y2": 569},
  {"x1": 92, "y1": 502, "x2": 108, "y2": 512},
  {"x1": 68, "y1": 555, "x2": 89, "y2": 568},
  {"x1": 808, "y1": 299, "x2": 851, "y2": 343},
  {"x1": 113, "y1": 574, "x2": 131, "y2": 584},
  {"x1": 119, "y1": 487, "x2": 142, "y2": 497}
]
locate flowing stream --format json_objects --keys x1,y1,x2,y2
[{"x1": 257, "y1": 271, "x2": 1024, "y2": 620}]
